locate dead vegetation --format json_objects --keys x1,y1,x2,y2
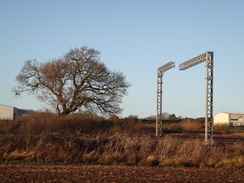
[{"x1": 0, "y1": 112, "x2": 243, "y2": 168}]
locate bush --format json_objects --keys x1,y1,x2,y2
[
  {"x1": 5, "y1": 112, "x2": 152, "y2": 136},
  {"x1": 0, "y1": 120, "x2": 20, "y2": 134},
  {"x1": 214, "y1": 124, "x2": 229, "y2": 133},
  {"x1": 9, "y1": 112, "x2": 114, "y2": 135},
  {"x1": 168, "y1": 123, "x2": 183, "y2": 132},
  {"x1": 179, "y1": 118, "x2": 204, "y2": 132}
]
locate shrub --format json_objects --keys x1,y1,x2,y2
[
  {"x1": 179, "y1": 118, "x2": 204, "y2": 132},
  {"x1": 214, "y1": 124, "x2": 229, "y2": 133},
  {"x1": 9, "y1": 112, "x2": 114, "y2": 135},
  {"x1": 168, "y1": 123, "x2": 183, "y2": 132}
]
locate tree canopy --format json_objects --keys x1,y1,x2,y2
[{"x1": 13, "y1": 47, "x2": 130, "y2": 115}]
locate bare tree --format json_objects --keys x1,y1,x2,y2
[{"x1": 13, "y1": 47, "x2": 130, "y2": 115}]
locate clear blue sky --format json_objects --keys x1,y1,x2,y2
[{"x1": 0, "y1": 0, "x2": 243, "y2": 118}]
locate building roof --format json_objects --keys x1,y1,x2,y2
[
  {"x1": 0, "y1": 105, "x2": 33, "y2": 111},
  {"x1": 216, "y1": 112, "x2": 244, "y2": 115},
  {"x1": 0, "y1": 105, "x2": 15, "y2": 108}
]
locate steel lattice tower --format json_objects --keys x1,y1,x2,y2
[
  {"x1": 205, "y1": 51, "x2": 214, "y2": 144},
  {"x1": 156, "y1": 71, "x2": 163, "y2": 136},
  {"x1": 156, "y1": 62, "x2": 175, "y2": 136},
  {"x1": 179, "y1": 51, "x2": 214, "y2": 144}
]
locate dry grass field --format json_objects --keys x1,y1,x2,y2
[
  {"x1": 0, "y1": 133, "x2": 243, "y2": 167},
  {"x1": 0, "y1": 162, "x2": 243, "y2": 183}
]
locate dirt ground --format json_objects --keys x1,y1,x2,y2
[{"x1": 0, "y1": 162, "x2": 243, "y2": 183}]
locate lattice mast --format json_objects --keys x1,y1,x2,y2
[
  {"x1": 179, "y1": 51, "x2": 214, "y2": 144},
  {"x1": 156, "y1": 62, "x2": 175, "y2": 136}
]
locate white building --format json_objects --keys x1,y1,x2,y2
[
  {"x1": 0, "y1": 105, "x2": 33, "y2": 120},
  {"x1": 214, "y1": 112, "x2": 244, "y2": 127}
]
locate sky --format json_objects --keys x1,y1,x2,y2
[{"x1": 0, "y1": 0, "x2": 244, "y2": 118}]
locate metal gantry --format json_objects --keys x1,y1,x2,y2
[
  {"x1": 156, "y1": 61, "x2": 175, "y2": 136},
  {"x1": 179, "y1": 51, "x2": 214, "y2": 144}
]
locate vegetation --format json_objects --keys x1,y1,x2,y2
[
  {"x1": 12, "y1": 47, "x2": 130, "y2": 115},
  {"x1": 0, "y1": 112, "x2": 243, "y2": 168}
]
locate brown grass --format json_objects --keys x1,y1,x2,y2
[
  {"x1": 0, "y1": 132, "x2": 243, "y2": 168},
  {"x1": 0, "y1": 112, "x2": 243, "y2": 168}
]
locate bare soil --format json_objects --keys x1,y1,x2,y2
[{"x1": 0, "y1": 162, "x2": 243, "y2": 183}]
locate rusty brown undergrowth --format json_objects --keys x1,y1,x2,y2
[
  {"x1": 0, "y1": 132, "x2": 243, "y2": 168},
  {"x1": 0, "y1": 113, "x2": 243, "y2": 168}
]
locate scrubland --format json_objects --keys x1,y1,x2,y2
[{"x1": 0, "y1": 112, "x2": 243, "y2": 168}]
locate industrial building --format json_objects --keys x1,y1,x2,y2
[
  {"x1": 214, "y1": 112, "x2": 244, "y2": 127},
  {"x1": 0, "y1": 105, "x2": 32, "y2": 120}
]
